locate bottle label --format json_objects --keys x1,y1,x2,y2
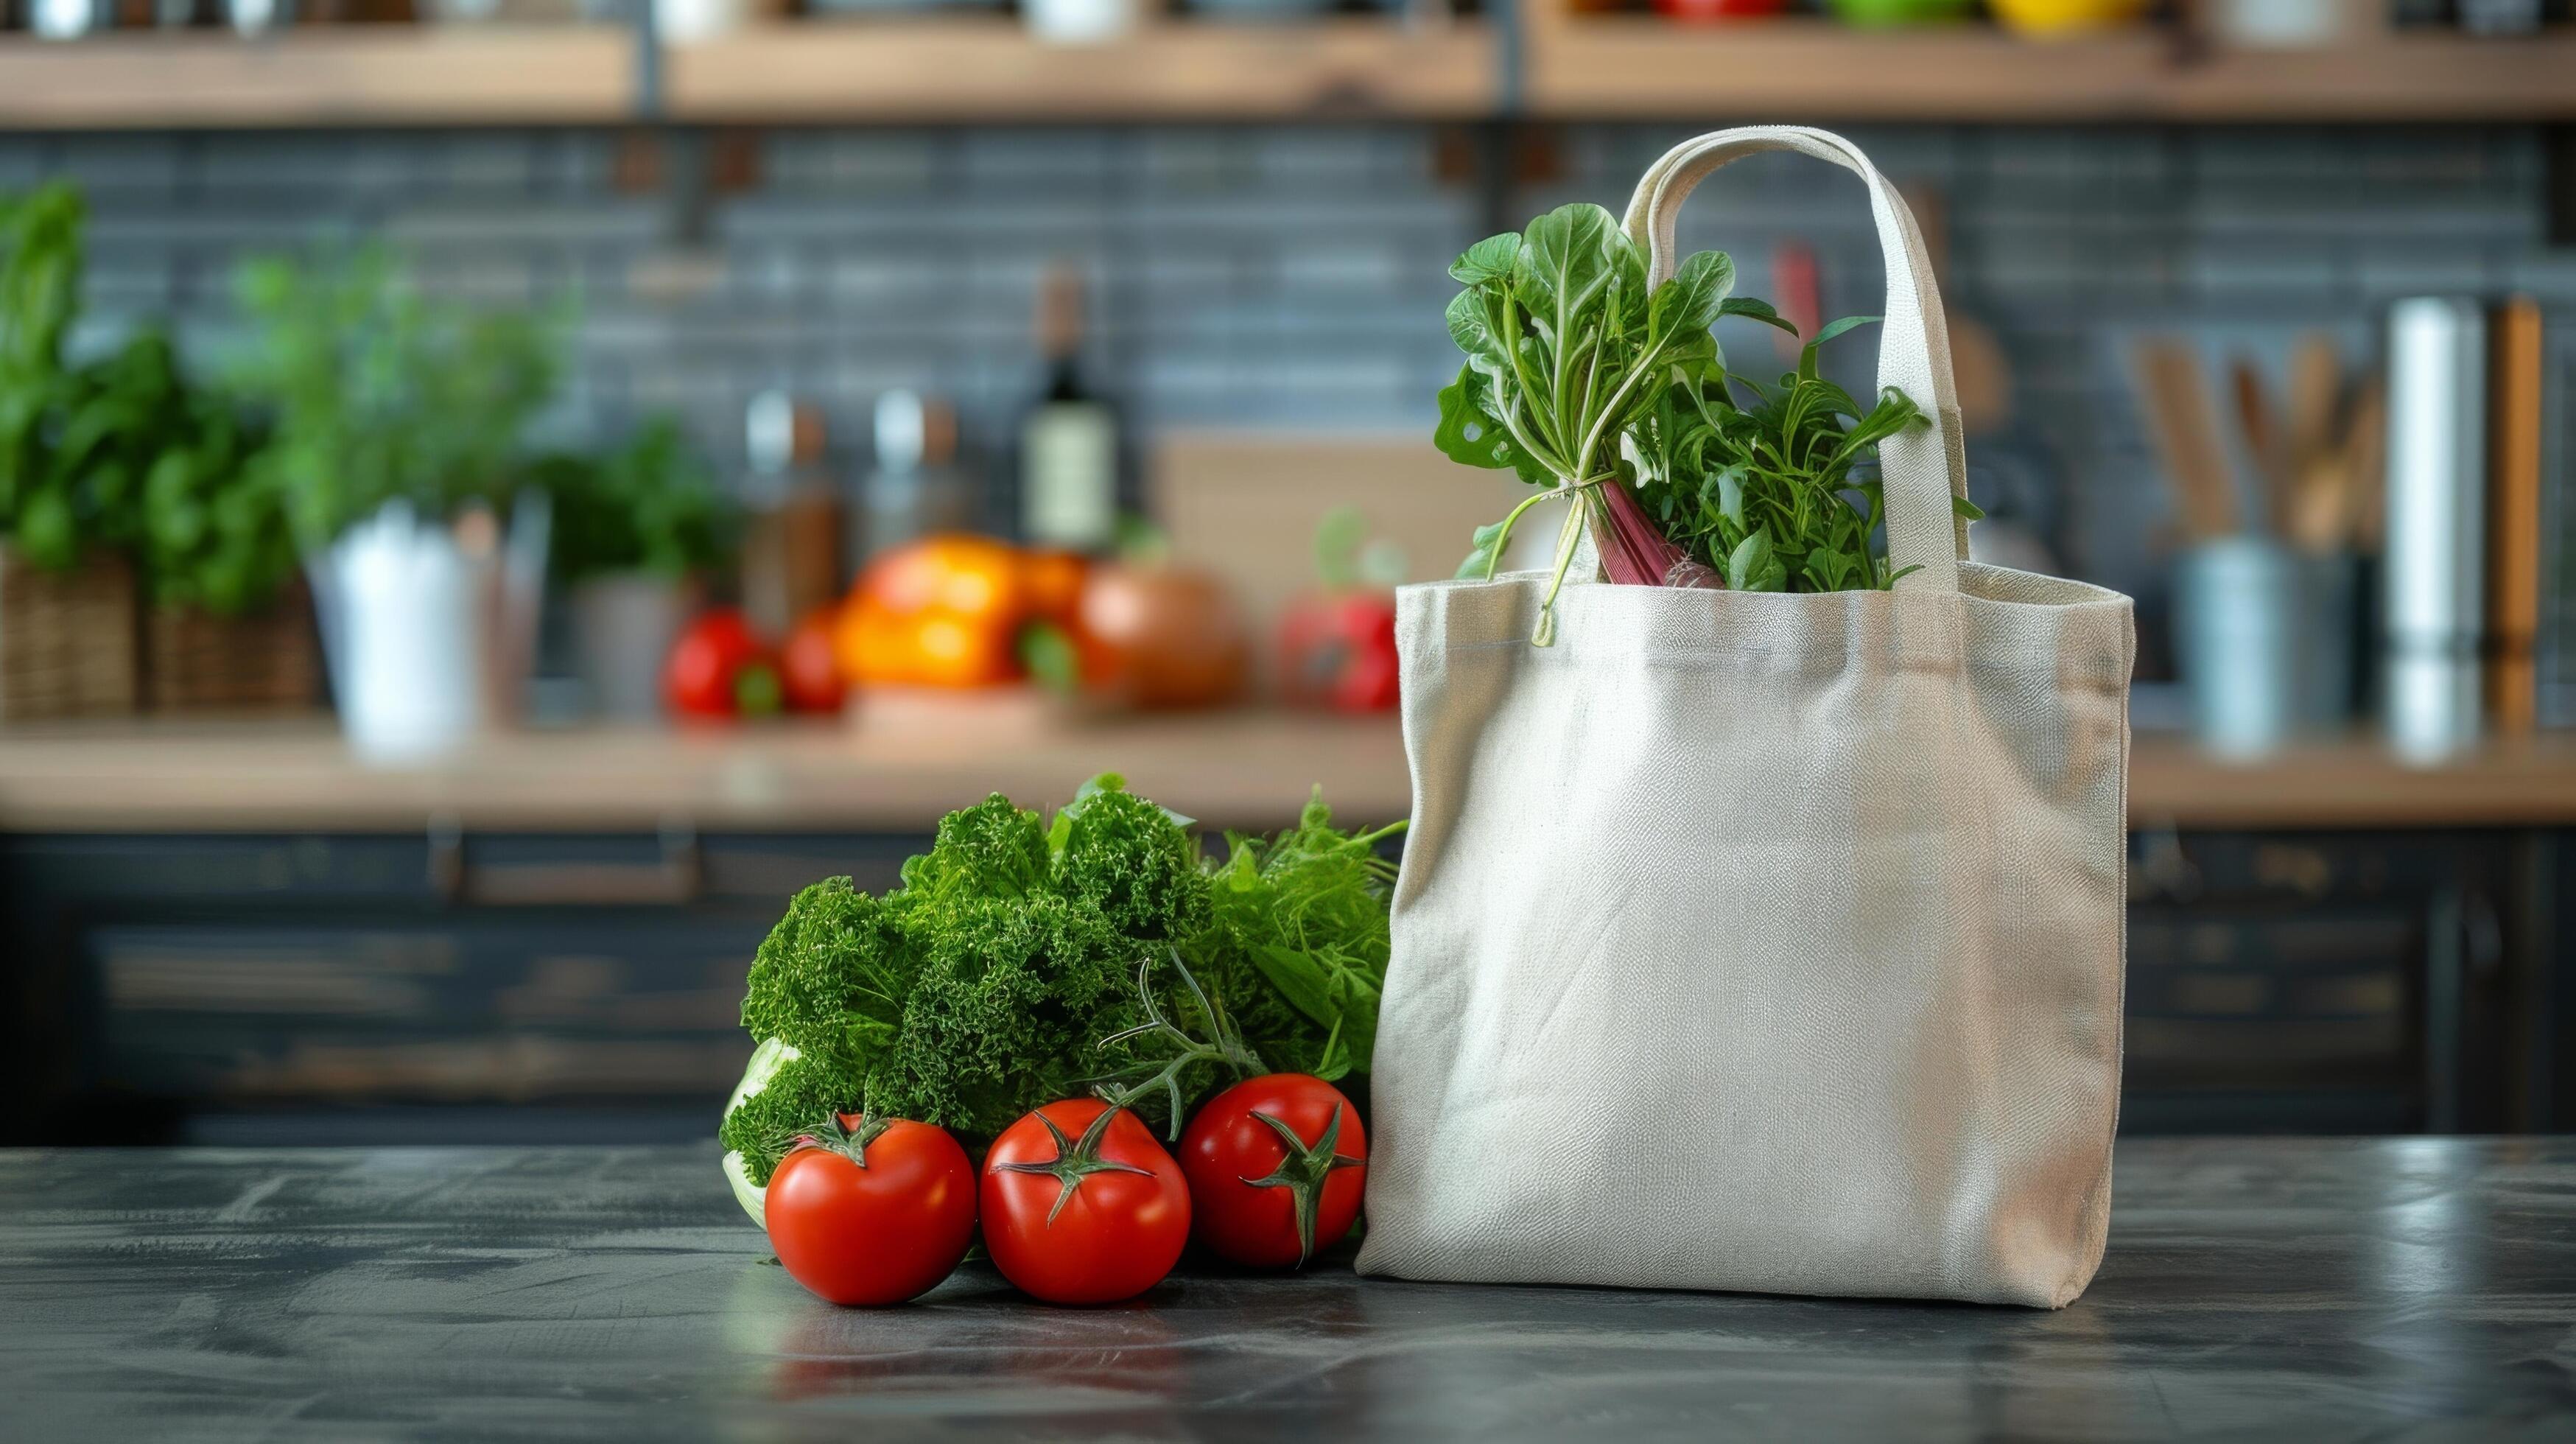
[{"x1": 1022, "y1": 404, "x2": 1117, "y2": 549}]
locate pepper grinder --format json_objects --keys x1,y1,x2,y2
[{"x1": 740, "y1": 390, "x2": 843, "y2": 637}]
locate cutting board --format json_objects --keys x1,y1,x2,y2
[{"x1": 1151, "y1": 431, "x2": 1506, "y2": 680}]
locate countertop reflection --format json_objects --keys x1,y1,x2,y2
[{"x1": 1, "y1": 1137, "x2": 2567, "y2": 1440}]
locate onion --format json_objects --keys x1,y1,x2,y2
[{"x1": 1077, "y1": 563, "x2": 1249, "y2": 709}]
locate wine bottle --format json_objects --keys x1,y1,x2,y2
[{"x1": 1017, "y1": 264, "x2": 1123, "y2": 553}]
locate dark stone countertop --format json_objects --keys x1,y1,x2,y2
[{"x1": 2, "y1": 1138, "x2": 2571, "y2": 1441}]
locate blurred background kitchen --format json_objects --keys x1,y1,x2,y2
[{"x1": 0, "y1": 0, "x2": 2569, "y2": 1147}]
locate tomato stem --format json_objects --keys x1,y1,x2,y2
[
  {"x1": 992, "y1": 1106, "x2": 1154, "y2": 1226},
  {"x1": 788, "y1": 1111, "x2": 892, "y2": 1166},
  {"x1": 1094, "y1": 950, "x2": 1266, "y2": 1140},
  {"x1": 1238, "y1": 1102, "x2": 1363, "y2": 1266}
]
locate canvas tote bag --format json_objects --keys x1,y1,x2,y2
[{"x1": 1355, "y1": 126, "x2": 2133, "y2": 1308}]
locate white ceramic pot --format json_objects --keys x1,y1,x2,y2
[
  {"x1": 655, "y1": 0, "x2": 745, "y2": 44},
  {"x1": 1023, "y1": 0, "x2": 1135, "y2": 44},
  {"x1": 309, "y1": 498, "x2": 550, "y2": 764},
  {"x1": 32, "y1": 0, "x2": 108, "y2": 38}
]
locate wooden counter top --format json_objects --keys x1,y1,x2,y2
[
  {"x1": 0, "y1": 713, "x2": 1415, "y2": 835},
  {"x1": 1, "y1": 716, "x2": 2574, "y2": 833}
]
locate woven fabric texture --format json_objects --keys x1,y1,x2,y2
[{"x1": 1354, "y1": 127, "x2": 2134, "y2": 1308}]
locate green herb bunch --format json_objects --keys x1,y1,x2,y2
[
  {"x1": 1434, "y1": 203, "x2": 1778, "y2": 641},
  {"x1": 533, "y1": 416, "x2": 731, "y2": 585},
  {"x1": 78, "y1": 329, "x2": 294, "y2": 614},
  {"x1": 1434, "y1": 206, "x2": 1974, "y2": 611},
  {"x1": 1193, "y1": 788, "x2": 1405, "y2": 1084},
  {"x1": 0, "y1": 186, "x2": 298, "y2": 611},
  {"x1": 1630, "y1": 317, "x2": 1979, "y2": 592},
  {"x1": 0, "y1": 183, "x2": 110, "y2": 569},
  {"x1": 718, "y1": 775, "x2": 1403, "y2": 1190},
  {"x1": 231, "y1": 247, "x2": 558, "y2": 547}
]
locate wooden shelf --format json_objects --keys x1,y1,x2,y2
[
  {"x1": 661, "y1": 16, "x2": 1498, "y2": 123},
  {"x1": 0, "y1": 16, "x2": 2566, "y2": 127},
  {"x1": 2, "y1": 718, "x2": 2575, "y2": 833},
  {"x1": 1524, "y1": 16, "x2": 2576, "y2": 122},
  {"x1": 0, "y1": 27, "x2": 634, "y2": 130}
]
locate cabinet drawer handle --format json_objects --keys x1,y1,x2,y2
[{"x1": 427, "y1": 817, "x2": 703, "y2": 907}]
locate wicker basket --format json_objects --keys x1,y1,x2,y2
[
  {"x1": 0, "y1": 546, "x2": 139, "y2": 723},
  {"x1": 142, "y1": 580, "x2": 323, "y2": 714}
]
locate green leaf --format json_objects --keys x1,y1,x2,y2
[
  {"x1": 1517, "y1": 203, "x2": 1621, "y2": 340},
  {"x1": 1711, "y1": 465, "x2": 1747, "y2": 527},
  {"x1": 1719, "y1": 296, "x2": 1798, "y2": 335},
  {"x1": 1310, "y1": 1016, "x2": 1352, "y2": 1083},
  {"x1": 1456, "y1": 519, "x2": 1509, "y2": 580},
  {"x1": 1249, "y1": 944, "x2": 1339, "y2": 1031},
  {"x1": 1434, "y1": 365, "x2": 1517, "y2": 472},
  {"x1": 1649, "y1": 249, "x2": 1734, "y2": 344},
  {"x1": 1726, "y1": 528, "x2": 1773, "y2": 592},
  {"x1": 1954, "y1": 494, "x2": 1986, "y2": 521},
  {"x1": 1821, "y1": 386, "x2": 1926, "y2": 474},
  {"x1": 1059, "y1": 771, "x2": 1192, "y2": 834},
  {"x1": 13, "y1": 485, "x2": 75, "y2": 569},
  {"x1": 1019, "y1": 622, "x2": 1080, "y2": 695},
  {"x1": 1601, "y1": 239, "x2": 1651, "y2": 345},
  {"x1": 1449, "y1": 231, "x2": 1521, "y2": 285},
  {"x1": 1812, "y1": 315, "x2": 1880, "y2": 346},
  {"x1": 1808, "y1": 378, "x2": 1864, "y2": 421},
  {"x1": 1797, "y1": 315, "x2": 1878, "y2": 386},
  {"x1": 1445, "y1": 287, "x2": 1512, "y2": 377}
]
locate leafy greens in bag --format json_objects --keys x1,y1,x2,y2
[
  {"x1": 1631, "y1": 316, "x2": 1980, "y2": 592},
  {"x1": 1435, "y1": 206, "x2": 1976, "y2": 622},
  {"x1": 1435, "y1": 204, "x2": 1766, "y2": 642}
]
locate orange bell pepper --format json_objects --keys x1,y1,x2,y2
[{"x1": 839, "y1": 535, "x2": 1044, "y2": 690}]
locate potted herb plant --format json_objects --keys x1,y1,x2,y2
[
  {"x1": 530, "y1": 417, "x2": 731, "y2": 723},
  {"x1": 229, "y1": 247, "x2": 559, "y2": 760},
  {"x1": 0, "y1": 183, "x2": 141, "y2": 722},
  {"x1": 53, "y1": 325, "x2": 322, "y2": 715}
]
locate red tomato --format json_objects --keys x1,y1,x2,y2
[
  {"x1": 1277, "y1": 592, "x2": 1400, "y2": 714},
  {"x1": 981, "y1": 1098, "x2": 1190, "y2": 1305},
  {"x1": 666, "y1": 609, "x2": 771, "y2": 719},
  {"x1": 779, "y1": 609, "x2": 846, "y2": 713},
  {"x1": 1179, "y1": 1075, "x2": 1366, "y2": 1269},
  {"x1": 765, "y1": 1114, "x2": 978, "y2": 1307}
]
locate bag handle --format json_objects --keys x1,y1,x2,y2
[{"x1": 1622, "y1": 126, "x2": 1970, "y2": 595}]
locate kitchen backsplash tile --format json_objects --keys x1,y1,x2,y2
[{"x1": 3, "y1": 122, "x2": 2569, "y2": 677}]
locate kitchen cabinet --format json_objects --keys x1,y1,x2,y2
[
  {"x1": 2121, "y1": 829, "x2": 2536, "y2": 1135},
  {"x1": 4, "y1": 723, "x2": 2571, "y2": 1142},
  {"x1": 0, "y1": 832, "x2": 915, "y2": 1146},
  {"x1": 1, "y1": 821, "x2": 2561, "y2": 1146}
]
